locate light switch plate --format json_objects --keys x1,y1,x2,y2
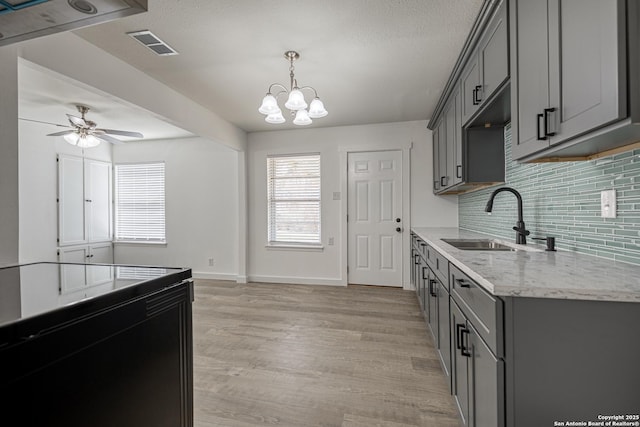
[{"x1": 601, "y1": 189, "x2": 617, "y2": 218}]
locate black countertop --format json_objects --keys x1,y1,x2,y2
[{"x1": 0, "y1": 262, "x2": 192, "y2": 330}]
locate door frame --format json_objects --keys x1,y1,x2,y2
[{"x1": 339, "y1": 141, "x2": 413, "y2": 289}]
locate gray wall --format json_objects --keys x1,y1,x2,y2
[{"x1": 459, "y1": 124, "x2": 640, "y2": 265}]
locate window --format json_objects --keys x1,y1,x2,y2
[
  {"x1": 114, "y1": 162, "x2": 166, "y2": 243},
  {"x1": 267, "y1": 154, "x2": 321, "y2": 245}
]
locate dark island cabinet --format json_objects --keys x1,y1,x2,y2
[{"x1": 0, "y1": 263, "x2": 194, "y2": 427}]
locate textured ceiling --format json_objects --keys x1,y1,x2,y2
[{"x1": 70, "y1": 0, "x2": 483, "y2": 133}]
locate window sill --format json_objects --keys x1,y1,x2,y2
[
  {"x1": 266, "y1": 243, "x2": 324, "y2": 252},
  {"x1": 114, "y1": 241, "x2": 167, "y2": 246}
]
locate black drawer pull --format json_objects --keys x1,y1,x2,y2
[
  {"x1": 456, "y1": 323, "x2": 465, "y2": 350},
  {"x1": 461, "y1": 328, "x2": 472, "y2": 357},
  {"x1": 536, "y1": 113, "x2": 547, "y2": 141},
  {"x1": 456, "y1": 165, "x2": 462, "y2": 178},
  {"x1": 414, "y1": 254, "x2": 420, "y2": 265},
  {"x1": 422, "y1": 267, "x2": 428, "y2": 280},
  {"x1": 473, "y1": 85, "x2": 482, "y2": 105},
  {"x1": 456, "y1": 278, "x2": 471, "y2": 288},
  {"x1": 544, "y1": 107, "x2": 557, "y2": 137},
  {"x1": 429, "y1": 279, "x2": 438, "y2": 297}
]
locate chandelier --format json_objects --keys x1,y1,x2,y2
[{"x1": 258, "y1": 51, "x2": 328, "y2": 126}]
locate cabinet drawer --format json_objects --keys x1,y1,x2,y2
[{"x1": 450, "y1": 264, "x2": 503, "y2": 357}]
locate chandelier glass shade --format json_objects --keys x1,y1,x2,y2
[
  {"x1": 258, "y1": 51, "x2": 328, "y2": 126},
  {"x1": 63, "y1": 131, "x2": 101, "y2": 148}
]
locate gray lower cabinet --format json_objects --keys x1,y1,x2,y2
[
  {"x1": 450, "y1": 266, "x2": 504, "y2": 427},
  {"x1": 412, "y1": 230, "x2": 640, "y2": 427},
  {"x1": 511, "y1": 0, "x2": 628, "y2": 160}
]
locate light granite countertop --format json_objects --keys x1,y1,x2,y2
[{"x1": 411, "y1": 227, "x2": 640, "y2": 303}]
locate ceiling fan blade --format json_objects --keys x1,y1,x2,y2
[
  {"x1": 96, "y1": 128, "x2": 144, "y2": 138},
  {"x1": 47, "y1": 130, "x2": 75, "y2": 137},
  {"x1": 67, "y1": 114, "x2": 87, "y2": 128},
  {"x1": 94, "y1": 134, "x2": 125, "y2": 145},
  {"x1": 19, "y1": 118, "x2": 71, "y2": 128}
]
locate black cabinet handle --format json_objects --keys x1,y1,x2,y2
[
  {"x1": 429, "y1": 279, "x2": 438, "y2": 297},
  {"x1": 455, "y1": 278, "x2": 471, "y2": 288},
  {"x1": 456, "y1": 323, "x2": 465, "y2": 350},
  {"x1": 544, "y1": 107, "x2": 557, "y2": 137},
  {"x1": 422, "y1": 267, "x2": 428, "y2": 280},
  {"x1": 440, "y1": 176, "x2": 447, "y2": 187},
  {"x1": 414, "y1": 254, "x2": 420, "y2": 265},
  {"x1": 473, "y1": 85, "x2": 482, "y2": 105},
  {"x1": 536, "y1": 113, "x2": 547, "y2": 141},
  {"x1": 461, "y1": 328, "x2": 472, "y2": 357},
  {"x1": 456, "y1": 165, "x2": 462, "y2": 178}
]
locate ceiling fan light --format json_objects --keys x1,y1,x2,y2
[
  {"x1": 293, "y1": 109, "x2": 312, "y2": 126},
  {"x1": 308, "y1": 98, "x2": 328, "y2": 118},
  {"x1": 258, "y1": 94, "x2": 279, "y2": 115},
  {"x1": 285, "y1": 89, "x2": 307, "y2": 111},
  {"x1": 76, "y1": 134, "x2": 101, "y2": 148},
  {"x1": 265, "y1": 110, "x2": 285, "y2": 124},
  {"x1": 63, "y1": 132, "x2": 80, "y2": 146}
]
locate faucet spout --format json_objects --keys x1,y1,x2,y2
[{"x1": 485, "y1": 187, "x2": 530, "y2": 244}]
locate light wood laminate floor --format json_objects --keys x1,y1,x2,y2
[{"x1": 193, "y1": 280, "x2": 461, "y2": 427}]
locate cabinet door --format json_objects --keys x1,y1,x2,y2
[
  {"x1": 510, "y1": 0, "x2": 551, "y2": 159},
  {"x1": 58, "y1": 246, "x2": 89, "y2": 293},
  {"x1": 461, "y1": 57, "x2": 481, "y2": 125},
  {"x1": 58, "y1": 156, "x2": 87, "y2": 246},
  {"x1": 469, "y1": 323, "x2": 504, "y2": 427},
  {"x1": 453, "y1": 89, "x2": 463, "y2": 186},
  {"x1": 437, "y1": 282, "x2": 451, "y2": 381},
  {"x1": 479, "y1": 0, "x2": 509, "y2": 102},
  {"x1": 427, "y1": 273, "x2": 439, "y2": 343},
  {"x1": 451, "y1": 301, "x2": 470, "y2": 426},
  {"x1": 437, "y1": 120, "x2": 448, "y2": 189},
  {"x1": 547, "y1": 0, "x2": 626, "y2": 145},
  {"x1": 444, "y1": 93, "x2": 460, "y2": 188},
  {"x1": 86, "y1": 159, "x2": 112, "y2": 242},
  {"x1": 432, "y1": 123, "x2": 441, "y2": 193},
  {"x1": 88, "y1": 242, "x2": 114, "y2": 286}
]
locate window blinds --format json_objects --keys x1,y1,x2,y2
[
  {"x1": 267, "y1": 154, "x2": 321, "y2": 244},
  {"x1": 114, "y1": 163, "x2": 166, "y2": 242}
]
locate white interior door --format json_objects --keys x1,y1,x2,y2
[{"x1": 347, "y1": 151, "x2": 403, "y2": 287}]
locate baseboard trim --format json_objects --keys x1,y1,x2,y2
[
  {"x1": 248, "y1": 275, "x2": 345, "y2": 287},
  {"x1": 192, "y1": 271, "x2": 238, "y2": 281}
]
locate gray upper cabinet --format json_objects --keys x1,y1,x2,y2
[
  {"x1": 460, "y1": 58, "x2": 481, "y2": 125},
  {"x1": 429, "y1": 0, "x2": 508, "y2": 195},
  {"x1": 461, "y1": 0, "x2": 509, "y2": 125},
  {"x1": 511, "y1": 0, "x2": 630, "y2": 161}
]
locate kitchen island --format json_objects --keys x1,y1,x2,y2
[
  {"x1": 0, "y1": 262, "x2": 193, "y2": 427},
  {"x1": 411, "y1": 228, "x2": 640, "y2": 427}
]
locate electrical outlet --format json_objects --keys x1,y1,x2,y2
[
  {"x1": 208, "y1": 258, "x2": 214, "y2": 266},
  {"x1": 601, "y1": 190, "x2": 617, "y2": 218}
]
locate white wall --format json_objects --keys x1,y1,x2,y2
[
  {"x1": 247, "y1": 120, "x2": 458, "y2": 286},
  {"x1": 112, "y1": 137, "x2": 239, "y2": 280},
  {"x1": 18, "y1": 120, "x2": 112, "y2": 264}
]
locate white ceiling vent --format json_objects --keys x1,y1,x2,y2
[{"x1": 127, "y1": 30, "x2": 178, "y2": 56}]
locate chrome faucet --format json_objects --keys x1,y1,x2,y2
[{"x1": 484, "y1": 187, "x2": 530, "y2": 244}]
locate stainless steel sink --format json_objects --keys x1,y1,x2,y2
[{"x1": 441, "y1": 238, "x2": 516, "y2": 251}]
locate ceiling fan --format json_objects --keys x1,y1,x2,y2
[{"x1": 23, "y1": 104, "x2": 144, "y2": 148}]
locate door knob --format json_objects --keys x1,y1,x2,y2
[
  {"x1": 396, "y1": 227, "x2": 402, "y2": 233},
  {"x1": 395, "y1": 218, "x2": 401, "y2": 223}
]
